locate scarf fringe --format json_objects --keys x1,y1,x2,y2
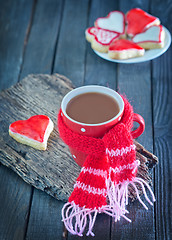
[
  {"x1": 62, "y1": 177, "x2": 155, "y2": 236},
  {"x1": 106, "y1": 176, "x2": 156, "y2": 222},
  {"x1": 61, "y1": 201, "x2": 100, "y2": 236}
]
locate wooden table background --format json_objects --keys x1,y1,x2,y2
[{"x1": 0, "y1": 0, "x2": 171, "y2": 239}]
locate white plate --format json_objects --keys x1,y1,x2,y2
[{"x1": 93, "y1": 26, "x2": 171, "y2": 63}]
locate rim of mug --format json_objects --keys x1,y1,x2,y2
[{"x1": 61, "y1": 85, "x2": 124, "y2": 126}]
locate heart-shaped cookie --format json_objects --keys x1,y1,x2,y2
[
  {"x1": 126, "y1": 8, "x2": 160, "y2": 37},
  {"x1": 9, "y1": 115, "x2": 54, "y2": 150},
  {"x1": 132, "y1": 25, "x2": 165, "y2": 49},
  {"x1": 108, "y1": 39, "x2": 145, "y2": 60},
  {"x1": 94, "y1": 11, "x2": 125, "y2": 37},
  {"x1": 85, "y1": 27, "x2": 119, "y2": 52}
]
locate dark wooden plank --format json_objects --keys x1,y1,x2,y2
[
  {"x1": 150, "y1": 0, "x2": 172, "y2": 30},
  {"x1": 110, "y1": 1, "x2": 155, "y2": 239},
  {"x1": 0, "y1": 1, "x2": 34, "y2": 239},
  {"x1": 150, "y1": 1, "x2": 172, "y2": 239},
  {"x1": 0, "y1": 165, "x2": 32, "y2": 240},
  {"x1": 0, "y1": 0, "x2": 34, "y2": 90},
  {"x1": 119, "y1": 0, "x2": 150, "y2": 12},
  {"x1": 19, "y1": 0, "x2": 63, "y2": 80},
  {"x1": 53, "y1": 0, "x2": 89, "y2": 87},
  {"x1": 25, "y1": 190, "x2": 64, "y2": 240}
]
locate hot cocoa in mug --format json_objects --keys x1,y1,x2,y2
[
  {"x1": 66, "y1": 92, "x2": 120, "y2": 124},
  {"x1": 61, "y1": 85, "x2": 145, "y2": 166}
]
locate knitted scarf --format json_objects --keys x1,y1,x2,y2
[{"x1": 58, "y1": 96, "x2": 155, "y2": 237}]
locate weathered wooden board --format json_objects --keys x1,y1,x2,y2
[
  {"x1": 0, "y1": 74, "x2": 77, "y2": 202},
  {"x1": 0, "y1": 74, "x2": 157, "y2": 204}
]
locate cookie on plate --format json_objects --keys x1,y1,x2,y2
[
  {"x1": 85, "y1": 27, "x2": 119, "y2": 52},
  {"x1": 108, "y1": 39, "x2": 145, "y2": 60},
  {"x1": 94, "y1": 10, "x2": 126, "y2": 38},
  {"x1": 132, "y1": 25, "x2": 165, "y2": 49},
  {"x1": 126, "y1": 8, "x2": 160, "y2": 37},
  {"x1": 9, "y1": 115, "x2": 54, "y2": 150}
]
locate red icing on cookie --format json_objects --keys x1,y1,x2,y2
[
  {"x1": 95, "y1": 11, "x2": 125, "y2": 35},
  {"x1": 109, "y1": 39, "x2": 144, "y2": 51},
  {"x1": 86, "y1": 27, "x2": 119, "y2": 45},
  {"x1": 9, "y1": 115, "x2": 50, "y2": 142},
  {"x1": 126, "y1": 8, "x2": 160, "y2": 36}
]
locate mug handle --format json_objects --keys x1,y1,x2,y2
[{"x1": 131, "y1": 113, "x2": 145, "y2": 139}]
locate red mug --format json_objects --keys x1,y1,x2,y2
[{"x1": 61, "y1": 85, "x2": 145, "y2": 167}]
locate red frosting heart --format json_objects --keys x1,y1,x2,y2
[
  {"x1": 109, "y1": 39, "x2": 144, "y2": 51},
  {"x1": 126, "y1": 8, "x2": 160, "y2": 37},
  {"x1": 9, "y1": 115, "x2": 50, "y2": 142}
]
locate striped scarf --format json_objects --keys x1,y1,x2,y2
[{"x1": 58, "y1": 96, "x2": 155, "y2": 236}]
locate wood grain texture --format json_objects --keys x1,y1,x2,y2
[
  {"x1": 54, "y1": 0, "x2": 89, "y2": 87},
  {"x1": 19, "y1": 0, "x2": 63, "y2": 80},
  {"x1": 0, "y1": 1, "x2": 34, "y2": 239},
  {"x1": 0, "y1": 165, "x2": 32, "y2": 240},
  {"x1": 25, "y1": 189, "x2": 64, "y2": 240},
  {"x1": 150, "y1": 1, "x2": 172, "y2": 239},
  {"x1": 0, "y1": 0, "x2": 34, "y2": 90},
  {"x1": 150, "y1": 1, "x2": 172, "y2": 238}
]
